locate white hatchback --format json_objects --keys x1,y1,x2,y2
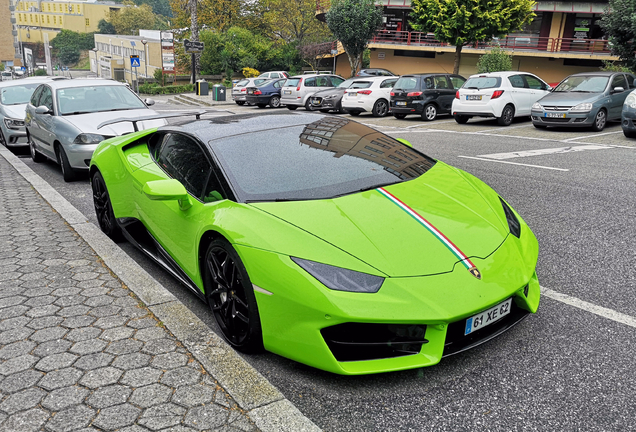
[
  {"x1": 452, "y1": 71, "x2": 551, "y2": 126},
  {"x1": 342, "y1": 76, "x2": 399, "y2": 117}
]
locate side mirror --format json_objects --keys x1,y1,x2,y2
[
  {"x1": 612, "y1": 86, "x2": 625, "y2": 93},
  {"x1": 144, "y1": 98, "x2": 155, "y2": 106},
  {"x1": 395, "y1": 138, "x2": 413, "y2": 148},
  {"x1": 546, "y1": 85, "x2": 553, "y2": 92},
  {"x1": 142, "y1": 179, "x2": 192, "y2": 210},
  {"x1": 35, "y1": 105, "x2": 51, "y2": 115}
]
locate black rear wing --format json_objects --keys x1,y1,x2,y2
[{"x1": 97, "y1": 110, "x2": 207, "y2": 132}]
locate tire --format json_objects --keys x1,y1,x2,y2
[
  {"x1": 305, "y1": 99, "x2": 314, "y2": 111},
  {"x1": 91, "y1": 171, "x2": 123, "y2": 242},
  {"x1": 454, "y1": 115, "x2": 469, "y2": 124},
  {"x1": 623, "y1": 129, "x2": 636, "y2": 138},
  {"x1": 257, "y1": 104, "x2": 267, "y2": 109},
  {"x1": 56, "y1": 145, "x2": 76, "y2": 182},
  {"x1": 372, "y1": 99, "x2": 389, "y2": 117},
  {"x1": 0, "y1": 128, "x2": 6, "y2": 147},
  {"x1": 236, "y1": 101, "x2": 245, "y2": 106},
  {"x1": 337, "y1": 102, "x2": 345, "y2": 114},
  {"x1": 269, "y1": 95, "x2": 281, "y2": 108},
  {"x1": 393, "y1": 113, "x2": 407, "y2": 119},
  {"x1": 422, "y1": 103, "x2": 437, "y2": 121},
  {"x1": 591, "y1": 109, "x2": 607, "y2": 132},
  {"x1": 349, "y1": 111, "x2": 361, "y2": 116},
  {"x1": 29, "y1": 134, "x2": 45, "y2": 163},
  {"x1": 203, "y1": 238, "x2": 263, "y2": 353},
  {"x1": 497, "y1": 105, "x2": 515, "y2": 126},
  {"x1": 533, "y1": 123, "x2": 547, "y2": 129},
  {"x1": 287, "y1": 105, "x2": 298, "y2": 111}
]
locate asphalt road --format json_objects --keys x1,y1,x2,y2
[{"x1": 14, "y1": 103, "x2": 636, "y2": 431}]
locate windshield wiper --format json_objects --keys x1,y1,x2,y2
[
  {"x1": 466, "y1": 86, "x2": 480, "y2": 89},
  {"x1": 570, "y1": 90, "x2": 592, "y2": 92},
  {"x1": 63, "y1": 111, "x2": 94, "y2": 116},
  {"x1": 107, "y1": 108, "x2": 137, "y2": 112}
]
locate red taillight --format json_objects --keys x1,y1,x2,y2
[
  {"x1": 357, "y1": 90, "x2": 372, "y2": 95},
  {"x1": 407, "y1": 91, "x2": 423, "y2": 97},
  {"x1": 455, "y1": 91, "x2": 460, "y2": 99},
  {"x1": 254, "y1": 90, "x2": 262, "y2": 95},
  {"x1": 491, "y1": 90, "x2": 504, "y2": 99},
  {"x1": 390, "y1": 91, "x2": 395, "y2": 96},
  {"x1": 241, "y1": 88, "x2": 246, "y2": 93}
]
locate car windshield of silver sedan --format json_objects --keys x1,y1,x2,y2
[
  {"x1": 56, "y1": 85, "x2": 146, "y2": 115},
  {"x1": 0, "y1": 83, "x2": 40, "y2": 105},
  {"x1": 553, "y1": 76, "x2": 609, "y2": 93}
]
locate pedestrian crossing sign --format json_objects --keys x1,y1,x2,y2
[{"x1": 130, "y1": 55, "x2": 140, "y2": 68}]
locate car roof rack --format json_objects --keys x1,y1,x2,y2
[{"x1": 97, "y1": 110, "x2": 207, "y2": 132}]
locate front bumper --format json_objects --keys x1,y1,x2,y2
[
  {"x1": 239, "y1": 231, "x2": 540, "y2": 375},
  {"x1": 531, "y1": 109, "x2": 596, "y2": 127},
  {"x1": 310, "y1": 97, "x2": 339, "y2": 110},
  {"x1": 622, "y1": 109, "x2": 636, "y2": 132},
  {"x1": 64, "y1": 142, "x2": 100, "y2": 170},
  {"x1": 1, "y1": 125, "x2": 28, "y2": 147}
]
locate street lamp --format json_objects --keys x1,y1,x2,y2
[{"x1": 140, "y1": 39, "x2": 148, "y2": 78}]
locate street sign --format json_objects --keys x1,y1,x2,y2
[
  {"x1": 184, "y1": 39, "x2": 205, "y2": 54},
  {"x1": 130, "y1": 55, "x2": 140, "y2": 68}
]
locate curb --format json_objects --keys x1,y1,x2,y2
[{"x1": 0, "y1": 146, "x2": 321, "y2": 432}]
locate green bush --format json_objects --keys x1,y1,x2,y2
[
  {"x1": 153, "y1": 68, "x2": 165, "y2": 86},
  {"x1": 476, "y1": 45, "x2": 513, "y2": 73},
  {"x1": 601, "y1": 60, "x2": 632, "y2": 73},
  {"x1": 34, "y1": 69, "x2": 48, "y2": 76},
  {"x1": 139, "y1": 83, "x2": 195, "y2": 95}
]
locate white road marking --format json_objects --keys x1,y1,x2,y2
[
  {"x1": 457, "y1": 155, "x2": 569, "y2": 171},
  {"x1": 475, "y1": 123, "x2": 534, "y2": 133},
  {"x1": 541, "y1": 286, "x2": 636, "y2": 329},
  {"x1": 561, "y1": 130, "x2": 623, "y2": 142},
  {"x1": 477, "y1": 144, "x2": 613, "y2": 160}
]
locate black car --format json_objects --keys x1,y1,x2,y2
[
  {"x1": 308, "y1": 78, "x2": 370, "y2": 113},
  {"x1": 356, "y1": 68, "x2": 396, "y2": 77},
  {"x1": 391, "y1": 74, "x2": 466, "y2": 121},
  {"x1": 245, "y1": 78, "x2": 286, "y2": 108}
]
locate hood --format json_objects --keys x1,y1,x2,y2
[
  {"x1": 250, "y1": 163, "x2": 509, "y2": 277},
  {"x1": 61, "y1": 108, "x2": 166, "y2": 136},
  {"x1": 2, "y1": 103, "x2": 28, "y2": 119},
  {"x1": 538, "y1": 91, "x2": 604, "y2": 106},
  {"x1": 313, "y1": 88, "x2": 346, "y2": 97}
]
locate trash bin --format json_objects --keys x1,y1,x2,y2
[
  {"x1": 196, "y1": 80, "x2": 209, "y2": 96},
  {"x1": 212, "y1": 84, "x2": 226, "y2": 101}
]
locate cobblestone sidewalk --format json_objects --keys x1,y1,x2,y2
[{"x1": 0, "y1": 157, "x2": 258, "y2": 431}]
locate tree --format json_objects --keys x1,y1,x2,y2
[
  {"x1": 109, "y1": 1, "x2": 156, "y2": 35},
  {"x1": 261, "y1": 0, "x2": 332, "y2": 47},
  {"x1": 476, "y1": 45, "x2": 513, "y2": 73},
  {"x1": 409, "y1": 0, "x2": 535, "y2": 74},
  {"x1": 97, "y1": 19, "x2": 116, "y2": 34},
  {"x1": 198, "y1": 27, "x2": 272, "y2": 75},
  {"x1": 325, "y1": 0, "x2": 383, "y2": 77},
  {"x1": 600, "y1": 0, "x2": 636, "y2": 72},
  {"x1": 51, "y1": 30, "x2": 95, "y2": 66}
]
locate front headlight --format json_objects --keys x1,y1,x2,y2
[
  {"x1": 4, "y1": 118, "x2": 25, "y2": 129},
  {"x1": 73, "y1": 133, "x2": 106, "y2": 144},
  {"x1": 291, "y1": 257, "x2": 384, "y2": 293},
  {"x1": 570, "y1": 102, "x2": 593, "y2": 112},
  {"x1": 624, "y1": 93, "x2": 636, "y2": 109},
  {"x1": 531, "y1": 102, "x2": 543, "y2": 111},
  {"x1": 324, "y1": 94, "x2": 338, "y2": 100},
  {"x1": 500, "y1": 198, "x2": 521, "y2": 238}
]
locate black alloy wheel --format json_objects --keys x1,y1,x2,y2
[
  {"x1": 454, "y1": 115, "x2": 469, "y2": 124},
  {"x1": 305, "y1": 99, "x2": 314, "y2": 111},
  {"x1": 591, "y1": 109, "x2": 607, "y2": 132},
  {"x1": 91, "y1": 171, "x2": 123, "y2": 242},
  {"x1": 56, "y1": 145, "x2": 76, "y2": 182},
  {"x1": 393, "y1": 113, "x2": 407, "y2": 119},
  {"x1": 269, "y1": 95, "x2": 281, "y2": 108},
  {"x1": 497, "y1": 105, "x2": 515, "y2": 126},
  {"x1": 29, "y1": 134, "x2": 46, "y2": 163},
  {"x1": 372, "y1": 99, "x2": 389, "y2": 117},
  {"x1": 204, "y1": 239, "x2": 263, "y2": 353},
  {"x1": 422, "y1": 103, "x2": 437, "y2": 121}
]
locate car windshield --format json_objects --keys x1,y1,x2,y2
[
  {"x1": 463, "y1": 77, "x2": 501, "y2": 89},
  {"x1": 0, "y1": 83, "x2": 40, "y2": 105},
  {"x1": 56, "y1": 85, "x2": 146, "y2": 115},
  {"x1": 394, "y1": 77, "x2": 419, "y2": 90},
  {"x1": 211, "y1": 116, "x2": 436, "y2": 202},
  {"x1": 553, "y1": 76, "x2": 609, "y2": 93}
]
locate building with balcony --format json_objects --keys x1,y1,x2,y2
[
  {"x1": 317, "y1": 0, "x2": 618, "y2": 83},
  {"x1": 1, "y1": 0, "x2": 22, "y2": 67}
]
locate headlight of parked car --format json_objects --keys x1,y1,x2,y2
[
  {"x1": 291, "y1": 257, "x2": 384, "y2": 293},
  {"x1": 4, "y1": 118, "x2": 25, "y2": 129},
  {"x1": 624, "y1": 93, "x2": 636, "y2": 109},
  {"x1": 324, "y1": 94, "x2": 338, "y2": 100},
  {"x1": 531, "y1": 102, "x2": 543, "y2": 111},
  {"x1": 73, "y1": 133, "x2": 106, "y2": 144},
  {"x1": 570, "y1": 102, "x2": 593, "y2": 112}
]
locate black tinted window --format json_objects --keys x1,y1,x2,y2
[
  {"x1": 380, "y1": 78, "x2": 398, "y2": 88},
  {"x1": 394, "y1": 77, "x2": 419, "y2": 90},
  {"x1": 156, "y1": 134, "x2": 212, "y2": 199},
  {"x1": 612, "y1": 74, "x2": 627, "y2": 90}
]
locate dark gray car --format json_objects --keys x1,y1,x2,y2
[
  {"x1": 621, "y1": 89, "x2": 636, "y2": 138},
  {"x1": 308, "y1": 78, "x2": 373, "y2": 113},
  {"x1": 531, "y1": 71, "x2": 636, "y2": 131}
]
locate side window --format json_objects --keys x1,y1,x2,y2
[
  {"x1": 449, "y1": 76, "x2": 466, "y2": 89},
  {"x1": 434, "y1": 76, "x2": 450, "y2": 89},
  {"x1": 380, "y1": 78, "x2": 398, "y2": 88},
  {"x1": 274, "y1": 80, "x2": 283, "y2": 88},
  {"x1": 155, "y1": 134, "x2": 212, "y2": 200},
  {"x1": 305, "y1": 77, "x2": 316, "y2": 87},
  {"x1": 612, "y1": 74, "x2": 627, "y2": 90},
  {"x1": 508, "y1": 75, "x2": 525, "y2": 88},
  {"x1": 626, "y1": 74, "x2": 636, "y2": 89},
  {"x1": 524, "y1": 75, "x2": 545, "y2": 90},
  {"x1": 316, "y1": 76, "x2": 330, "y2": 86},
  {"x1": 30, "y1": 85, "x2": 43, "y2": 106},
  {"x1": 329, "y1": 76, "x2": 345, "y2": 87},
  {"x1": 39, "y1": 86, "x2": 53, "y2": 111},
  {"x1": 423, "y1": 77, "x2": 434, "y2": 89}
]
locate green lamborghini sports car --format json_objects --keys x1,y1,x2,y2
[{"x1": 90, "y1": 112, "x2": 540, "y2": 375}]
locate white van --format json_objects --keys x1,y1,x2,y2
[{"x1": 1, "y1": 71, "x2": 13, "y2": 81}]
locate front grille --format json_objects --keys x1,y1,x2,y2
[
  {"x1": 311, "y1": 97, "x2": 323, "y2": 106},
  {"x1": 321, "y1": 323, "x2": 428, "y2": 362},
  {"x1": 442, "y1": 301, "x2": 529, "y2": 357},
  {"x1": 543, "y1": 105, "x2": 572, "y2": 111},
  {"x1": 542, "y1": 117, "x2": 571, "y2": 123}
]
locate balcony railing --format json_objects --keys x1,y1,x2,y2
[{"x1": 371, "y1": 31, "x2": 612, "y2": 55}]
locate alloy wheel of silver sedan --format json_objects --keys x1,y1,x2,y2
[{"x1": 592, "y1": 109, "x2": 606, "y2": 132}]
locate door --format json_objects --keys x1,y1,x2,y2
[
  {"x1": 608, "y1": 74, "x2": 628, "y2": 119},
  {"x1": 522, "y1": 75, "x2": 550, "y2": 113},
  {"x1": 434, "y1": 75, "x2": 457, "y2": 112},
  {"x1": 507, "y1": 74, "x2": 534, "y2": 115},
  {"x1": 30, "y1": 85, "x2": 57, "y2": 159}
]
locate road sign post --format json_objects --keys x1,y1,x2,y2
[
  {"x1": 130, "y1": 55, "x2": 140, "y2": 93},
  {"x1": 184, "y1": 39, "x2": 205, "y2": 85}
]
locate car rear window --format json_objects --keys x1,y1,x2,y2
[
  {"x1": 235, "y1": 79, "x2": 249, "y2": 87},
  {"x1": 394, "y1": 77, "x2": 419, "y2": 90},
  {"x1": 464, "y1": 77, "x2": 502, "y2": 89},
  {"x1": 285, "y1": 78, "x2": 300, "y2": 87},
  {"x1": 350, "y1": 81, "x2": 372, "y2": 89}
]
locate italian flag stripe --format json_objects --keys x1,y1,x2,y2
[{"x1": 378, "y1": 187, "x2": 475, "y2": 270}]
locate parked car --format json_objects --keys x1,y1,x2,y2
[
  {"x1": 25, "y1": 78, "x2": 166, "y2": 182},
  {"x1": 89, "y1": 111, "x2": 540, "y2": 375},
  {"x1": 621, "y1": 88, "x2": 636, "y2": 138},
  {"x1": 245, "y1": 78, "x2": 287, "y2": 108},
  {"x1": 531, "y1": 72, "x2": 635, "y2": 131},
  {"x1": 258, "y1": 71, "x2": 289, "y2": 79},
  {"x1": 342, "y1": 76, "x2": 398, "y2": 117},
  {"x1": 307, "y1": 78, "x2": 375, "y2": 113},
  {"x1": 281, "y1": 74, "x2": 345, "y2": 110},
  {"x1": 453, "y1": 71, "x2": 551, "y2": 126},
  {"x1": 356, "y1": 68, "x2": 396, "y2": 77},
  {"x1": 231, "y1": 77, "x2": 270, "y2": 105},
  {"x1": 1, "y1": 70, "x2": 13, "y2": 81},
  {"x1": 391, "y1": 74, "x2": 466, "y2": 121},
  {"x1": 0, "y1": 77, "x2": 67, "y2": 149}
]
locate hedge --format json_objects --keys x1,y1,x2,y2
[{"x1": 139, "y1": 83, "x2": 195, "y2": 95}]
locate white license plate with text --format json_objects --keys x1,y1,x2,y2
[
  {"x1": 464, "y1": 298, "x2": 512, "y2": 335},
  {"x1": 396, "y1": 101, "x2": 407, "y2": 106},
  {"x1": 545, "y1": 112, "x2": 566, "y2": 118}
]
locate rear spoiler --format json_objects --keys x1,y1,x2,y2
[{"x1": 97, "y1": 110, "x2": 207, "y2": 132}]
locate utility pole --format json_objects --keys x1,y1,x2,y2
[{"x1": 189, "y1": 0, "x2": 199, "y2": 84}]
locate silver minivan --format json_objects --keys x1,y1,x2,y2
[{"x1": 281, "y1": 74, "x2": 345, "y2": 110}]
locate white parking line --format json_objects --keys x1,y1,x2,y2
[
  {"x1": 475, "y1": 123, "x2": 534, "y2": 134},
  {"x1": 457, "y1": 155, "x2": 569, "y2": 171},
  {"x1": 542, "y1": 286, "x2": 636, "y2": 329},
  {"x1": 477, "y1": 144, "x2": 613, "y2": 160},
  {"x1": 561, "y1": 130, "x2": 623, "y2": 142}
]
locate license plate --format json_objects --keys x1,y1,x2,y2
[
  {"x1": 466, "y1": 95, "x2": 482, "y2": 101},
  {"x1": 396, "y1": 101, "x2": 407, "y2": 106},
  {"x1": 247, "y1": 90, "x2": 253, "y2": 94},
  {"x1": 284, "y1": 90, "x2": 292, "y2": 95},
  {"x1": 545, "y1": 112, "x2": 566, "y2": 118},
  {"x1": 464, "y1": 298, "x2": 512, "y2": 335},
  {"x1": 349, "y1": 92, "x2": 357, "y2": 97},
  {"x1": 312, "y1": 99, "x2": 320, "y2": 105}
]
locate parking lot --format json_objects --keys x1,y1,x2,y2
[{"x1": 13, "y1": 100, "x2": 636, "y2": 431}]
